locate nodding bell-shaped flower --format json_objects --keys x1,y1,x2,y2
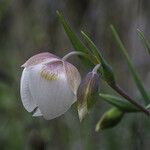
[
  {"x1": 77, "y1": 64, "x2": 100, "y2": 122},
  {"x1": 20, "y1": 52, "x2": 81, "y2": 120}
]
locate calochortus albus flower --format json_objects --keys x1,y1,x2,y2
[{"x1": 20, "y1": 52, "x2": 81, "y2": 120}]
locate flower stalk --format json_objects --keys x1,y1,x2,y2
[{"x1": 62, "y1": 51, "x2": 88, "y2": 61}]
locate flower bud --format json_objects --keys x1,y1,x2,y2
[
  {"x1": 95, "y1": 107, "x2": 124, "y2": 131},
  {"x1": 77, "y1": 71, "x2": 100, "y2": 122}
]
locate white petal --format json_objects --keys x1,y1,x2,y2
[
  {"x1": 64, "y1": 61, "x2": 81, "y2": 95},
  {"x1": 33, "y1": 108, "x2": 43, "y2": 117},
  {"x1": 20, "y1": 68, "x2": 37, "y2": 112},
  {"x1": 28, "y1": 61, "x2": 76, "y2": 120}
]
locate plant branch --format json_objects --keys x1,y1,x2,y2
[{"x1": 111, "y1": 84, "x2": 150, "y2": 116}]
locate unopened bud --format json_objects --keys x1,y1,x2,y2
[
  {"x1": 95, "y1": 107, "x2": 124, "y2": 131},
  {"x1": 77, "y1": 65, "x2": 100, "y2": 122}
]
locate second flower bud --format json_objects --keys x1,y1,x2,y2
[{"x1": 77, "y1": 64, "x2": 100, "y2": 122}]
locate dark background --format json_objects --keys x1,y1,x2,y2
[{"x1": 0, "y1": 0, "x2": 150, "y2": 149}]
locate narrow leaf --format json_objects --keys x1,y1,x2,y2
[
  {"x1": 81, "y1": 31, "x2": 101, "y2": 63},
  {"x1": 137, "y1": 29, "x2": 150, "y2": 55},
  {"x1": 57, "y1": 11, "x2": 87, "y2": 53},
  {"x1": 56, "y1": 11, "x2": 96, "y2": 66},
  {"x1": 81, "y1": 31, "x2": 116, "y2": 85},
  {"x1": 99, "y1": 93, "x2": 139, "y2": 112},
  {"x1": 110, "y1": 25, "x2": 150, "y2": 104}
]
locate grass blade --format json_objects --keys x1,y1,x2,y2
[
  {"x1": 110, "y1": 25, "x2": 150, "y2": 104},
  {"x1": 137, "y1": 29, "x2": 150, "y2": 55}
]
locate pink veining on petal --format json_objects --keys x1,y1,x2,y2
[
  {"x1": 40, "y1": 60, "x2": 65, "y2": 80},
  {"x1": 22, "y1": 52, "x2": 60, "y2": 68}
]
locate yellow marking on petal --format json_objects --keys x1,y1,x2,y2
[{"x1": 40, "y1": 70, "x2": 58, "y2": 80}]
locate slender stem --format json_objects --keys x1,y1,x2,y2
[
  {"x1": 62, "y1": 51, "x2": 88, "y2": 61},
  {"x1": 112, "y1": 84, "x2": 150, "y2": 116},
  {"x1": 92, "y1": 64, "x2": 101, "y2": 73}
]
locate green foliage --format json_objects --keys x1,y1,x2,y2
[
  {"x1": 58, "y1": 11, "x2": 149, "y2": 117},
  {"x1": 56, "y1": 11, "x2": 86, "y2": 53},
  {"x1": 57, "y1": 11, "x2": 116, "y2": 86},
  {"x1": 58, "y1": 11, "x2": 149, "y2": 124},
  {"x1": 81, "y1": 31, "x2": 101, "y2": 63},
  {"x1": 110, "y1": 25, "x2": 150, "y2": 105}
]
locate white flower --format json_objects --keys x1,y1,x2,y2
[{"x1": 20, "y1": 52, "x2": 81, "y2": 120}]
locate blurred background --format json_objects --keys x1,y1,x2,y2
[{"x1": 0, "y1": 0, "x2": 150, "y2": 149}]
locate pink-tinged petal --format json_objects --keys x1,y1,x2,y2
[
  {"x1": 63, "y1": 61, "x2": 81, "y2": 95},
  {"x1": 20, "y1": 68, "x2": 37, "y2": 112},
  {"x1": 40, "y1": 60, "x2": 63, "y2": 81},
  {"x1": 28, "y1": 61, "x2": 76, "y2": 120},
  {"x1": 22, "y1": 52, "x2": 60, "y2": 68}
]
